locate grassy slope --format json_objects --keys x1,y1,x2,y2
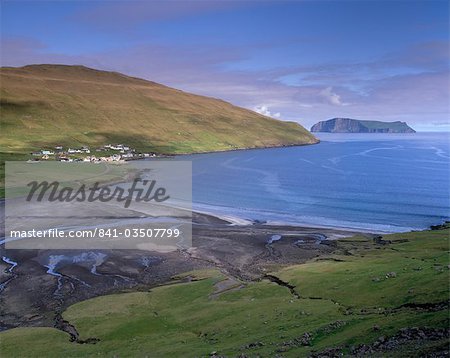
[
  {"x1": 0, "y1": 64, "x2": 317, "y2": 155},
  {"x1": 1, "y1": 228, "x2": 448, "y2": 357}
]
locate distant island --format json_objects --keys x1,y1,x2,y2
[{"x1": 311, "y1": 118, "x2": 416, "y2": 133}]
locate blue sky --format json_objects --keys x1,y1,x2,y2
[{"x1": 1, "y1": 0, "x2": 449, "y2": 131}]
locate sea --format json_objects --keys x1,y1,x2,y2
[{"x1": 178, "y1": 132, "x2": 450, "y2": 233}]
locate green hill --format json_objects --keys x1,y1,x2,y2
[{"x1": 0, "y1": 64, "x2": 317, "y2": 154}]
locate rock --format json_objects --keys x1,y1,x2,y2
[
  {"x1": 430, "y1": 222, "x2": 450, "y2": 230},
  {"x1": 312, "y1": 326, "x2": 450, "y2": 357},
  {"x1": 373, "y1": 236, "x2": 392, "y2": 245},
  {"x1": 309, "y1": 346, "x2": 344, "y2": 357},
  {"x1": 241, "y1": 341, "x2": 264, "y2": 350},
  {"x1": 320, "y1": 321, "x2": 346, "y2": 334},
  {"x1": 298, "y1": 332, "x2": 312, "y2": 346},
  {"x1": 385, "y1": 272, "x2": 397, "y2": 278},
  {"x1": 279, "y1": 332, "x2": 313, "y2": 350}
]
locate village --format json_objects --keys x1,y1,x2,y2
[{"x1": 29, "y1": 144, "x2": 157, "y2": 163}]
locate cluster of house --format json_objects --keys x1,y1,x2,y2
[
  {"x1": 30, "y1": 144, "x2": 157, "y2": 162},
  {"x1": 103, "y1": 144, "x2": 130, "y2": 152}
]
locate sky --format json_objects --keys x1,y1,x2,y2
[{"x1": 1, "y1": 0, "x2": 449, "y2": 131}]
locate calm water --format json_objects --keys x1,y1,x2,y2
[{"x1": 181, "y1": 132, "x2": 450, "y2": 232}]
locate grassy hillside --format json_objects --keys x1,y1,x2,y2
[
  {"x1": 1, "y1": 228, "x2": 448, "y2": 357},
  {"x1": 0, "y1": 64, "x2": 317, "y2": 155}
]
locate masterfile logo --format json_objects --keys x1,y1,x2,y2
[{"x1": 25, "y1": 178, "x2": 170, "y2": 208}]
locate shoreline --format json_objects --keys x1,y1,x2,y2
[
  {"x1": 189, "y1": 206, "x2": 418, "y2": 234},
  {"x1": 142, "y1": 138, "x2": 320, "y2": 158}
]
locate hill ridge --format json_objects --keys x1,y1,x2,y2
[{"x1": 0, "y1": 64, "x2": 317, "y2": 154}]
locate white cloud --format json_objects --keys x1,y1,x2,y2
[
  {"x1": 320, "y1": 87, "x2": 350, "y2": 106},
  {"x1": 253, "y1": 105, "x2": 281, "y2": 118}
]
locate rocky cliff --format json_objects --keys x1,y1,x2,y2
[{"x1": 311, "y1": 118, "x2": 416, "y2": 133}]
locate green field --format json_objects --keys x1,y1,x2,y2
[{"x1": 1, "y1": 228, "x2": 448, "y2": 357}]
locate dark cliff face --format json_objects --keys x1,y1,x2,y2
[
  {"x1": 311, "y1": 118, "x2": 416, "y2": 133},
  {"x1": 311, "y1": 118, "x2": 367, "y2": 133}
]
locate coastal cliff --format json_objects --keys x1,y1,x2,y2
[{"x1": 311, "y1": 118, "x2": 416, "y2": 133}]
